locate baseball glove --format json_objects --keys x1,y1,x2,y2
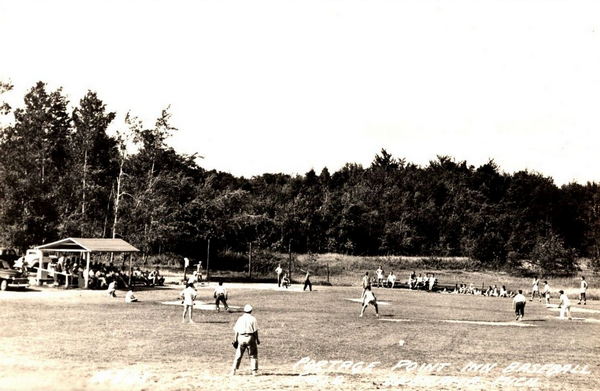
[{"x1": 232, "y1": 341, "x2": 238, "y2": 349}]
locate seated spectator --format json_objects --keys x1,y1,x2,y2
[
  {"x1": 281, "y1": 273, "x2": 291, "y2": 288},
  {"x1": 428, "y1": 274, "x2": 437, "y2": 291},
  {"x1": 499, "y1": 285, "x2": 508, "y2": 297},
  {"x1": 387, "y1": 271, "x2": 396, "y2": 288},
  {"x1": 125, "y1": 289, "x2": 138, "y2": 303}
]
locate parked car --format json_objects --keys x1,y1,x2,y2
[
  {"x1": 14, "y1": 249, "x2": 49, "y2": 270},
  {"x1": 0, "y1": 259, "x2": 29, "y2": 290}
]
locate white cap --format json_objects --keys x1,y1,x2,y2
[{"x1": 244, "y1": 304, "x2": 253, "y2": 313}]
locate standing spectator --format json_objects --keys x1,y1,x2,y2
[
  {"x1": 231, "y1": 304, "x2": 260, "y2": 376},
  {"x1": 359, "y1": 286, "x2": 379, "y2": 318},
  {"x1": 559, "y1": 290, "x2": 572, "y2": 320},
  {"x1": 513, "y1": 289, "x2": 527, "y2": 321},
  {"x1": 180, "y1": 283, "x2": 197, "y2": 324},
  {"x1": 375, "y1": 266, "x2": 384, "y2": 288},
  {"x1": 542, "y1": 281, "x2": 551, "y2": 305},
  {"x1": 578, "y1": 276, "x2": 588, "y2": 305},
  {"x1": 214, "y1": 281, "x2": 229, "y2": 312},
  {"x1": 275, "y1": 264, "x2": 283, "y2": 287}
]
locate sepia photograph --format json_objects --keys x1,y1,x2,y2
[{"x1": 0, "y1": 1, "x2": 599, "y2": 390}]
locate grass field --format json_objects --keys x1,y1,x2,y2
[{"x1": 1, "y1": 279, "x2": 599, "y2": 391}]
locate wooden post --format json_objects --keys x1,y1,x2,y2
[
  {"x1": 129, "y1": 254, "x2": 133, "y2": 287},
  {"x1": 84, "y1": 252, "x2": 90, "y2": 288},
  {"x1": 288, "y1": 239, "x2": 292, "y2": 282},
  {"x1": 248, "y1": 242, "x2": 252, "y2": 279},
  {"x1": 206, "y1": 238, "x2": 211, "y2": 281}
]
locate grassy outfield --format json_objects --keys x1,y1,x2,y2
[{"x1": 1, "y1": 282, "x2": 599, "y2": 391}]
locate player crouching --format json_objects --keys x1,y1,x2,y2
[{"x1": 360, "y1": 286, "x2": 379, "y2": 318}]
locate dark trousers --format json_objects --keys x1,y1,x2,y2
[
  {"x1": 515, "y1": 301, "x2": 525, "y2": 318},
  {"x1": 215, "y1": 295, "x2": 228, "y2": 310},
  {"x1": 303, "y1": 278, "x2": 312, "y2": 291}
]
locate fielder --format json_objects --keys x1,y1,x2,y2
[
  {"x1": 359, "y1": 286, "x2": 379, "y2": 318},
  {"x1": 578, "y1": 276, "x2": 588, "y2": 305},
  {"x1": 559, "y1": 290, "x2": 572, "y2": 320},
  {"x1": 542, "y1": 281, "x2": 551, "y2": 305},
  {"x1": 275, "y1": 264, "x2": 283, "y2": 287},
  {"x1": 231, "y1": 304, "x2": 260, "y2": 376},
  {"x1": 513, "y1": 289, "x2": 526, "y2": 321},
  {"x1": 180, "y1": 283, "x2": 197, "y2": 324},
  {"x1": 530, "y1": 277, "x2": 540, "y2": 302}
]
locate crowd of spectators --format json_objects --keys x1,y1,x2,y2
[
  {"x1": 407, "y1": 271, "x2": 438, "y2": 291},
  {"x1": 46, "y1": 257, "x2": 164, "y2": 289}
]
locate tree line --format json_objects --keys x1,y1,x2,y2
[{"x1": 1, "y1": 81, "x2": 599, "y2": 275}]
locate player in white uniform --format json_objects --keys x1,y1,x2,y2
[
  {"x1": 530, "y1": 277, "x2": 540, "y2": 301},
  {"x1": 578, "y1": 276, "x2": 588, "y2": 305},
  {"x1": 125, "y1": 289, "x2": 138, "y2": 303},
  {"x1": 359, "y1": 286, "x2": 379, "y2": 318},
  {"x1": 558, "y1": 290, "x2": 572, "y2": 320},
  {"x1": 376, "y1": 266, "x2": 384, "y2": 288},
  {"x1": 542, "y1": 281, "x2": 551, "y2": 305},
  {"x1": 231, "y1": 304, "x2": 260, "y2": 376},
  {"x1": 180, "y1": 283, "x2": 197, "y2": 323},
  {"x1": 107, "y1": 280, "x2": 117, "y2": 297},
  {"x1": 275, "y1": 264, "x2": 283, "y2": 287}
]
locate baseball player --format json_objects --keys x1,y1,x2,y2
[
  {"x1": 360, "y1": 286, "x2": 379, "y2": 318},
  {"x1": 513, "y1": 289, "x2": 527, "y2": 321},
  {"x1": 107, "y1": 280, "x2": 117, "y2": 298},
  {"x1": 180, "y1": 283, "x2": 197, "y2": 324},
  {"x1": 559, "y1": 290, "x2": 572, "y2": 320},
  {"x1": 275, "y1": 264, "x2": 283, "y2": 287},
  {"x1": 231, "y1": 304, "x2": 260, "y2": 376},
  {"x1": 542, "y1": 281, "x2": 551, "y2": 305},
  {"x1": 362, "y1": 272, "x2": 371, "y2": 297},
  {"x1": 530, "y1": 277, "x2": 540, "y2": 301},
  {"x1": 578, "y1": 276, "x2": 588, "y2": 305},
  {"x1": 376, "y1": 266, "x2": 384, "y2": 288},
  {"x1": 214, "y1": 280, "x2": 229, "y2": 312}
]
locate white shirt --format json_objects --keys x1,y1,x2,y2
[
  {"x1": 214, "y1": 286, "x2": 227, "y2": 298},
  {"x1": 532, "y1": 279, "x2": 539, "y2": 291},
  {"x1": 580, "y1": 280, "x2": 588, "y2": 293},
  {"x1": 560, "y1": 293, "x2": 571, "y2": 307},
  {"x1": 513, "y1": 293, "x2": 526, "y2": 303},
  {"x1": 376, "y1": 268, "x2": 384, "y2": 279},
  {"x1": 543, "y1": 284, "x2": 550, "y2": 294},
  {"x1": 180, "y1": 287, "x2": 197, "y2": 305},
  {"x1": 387, "y1": 274, "x2": 396, "y2": 283},
  {"x1": 275, "y1": 266, "x2": 283, "y2": 275},
  {"x1": 363, "y1": 290, "x2": 376, "y2": 304},
  {"x1": 234, "y1": 313, "x2": 258, "y2": 334},
  {"x1": 125, "y1": 290, "x2": 136, "y2": 303}
]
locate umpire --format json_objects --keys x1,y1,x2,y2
[{"x1": 231, "y1": 304, "x2": 260, "y2": 376}]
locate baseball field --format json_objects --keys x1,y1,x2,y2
[{"x1": 1, "y1": 277, "x2": 599, "y2": 391}]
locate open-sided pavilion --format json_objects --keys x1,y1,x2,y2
[{"x1": 35, "y1": 237, "x2": 139, "y2": 288}]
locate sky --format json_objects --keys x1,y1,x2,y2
[{"x1": 1, "y1": 0, "x2": 599, "y2": 185}]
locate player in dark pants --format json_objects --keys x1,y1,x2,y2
[
  {"x1": 513, "y1": 289, "x2": 527, "y2": 321},
  {"x1": 301, "y1": 269, "x2": 312, "y2": 291}
]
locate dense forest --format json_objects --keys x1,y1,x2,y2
[{"x1": 1, "y1": 81, "x2": 600, "y2": 275}]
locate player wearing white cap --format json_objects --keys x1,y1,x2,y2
[{"x1": 231, "y1": 304, "x2": 260, "y2": 376}]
